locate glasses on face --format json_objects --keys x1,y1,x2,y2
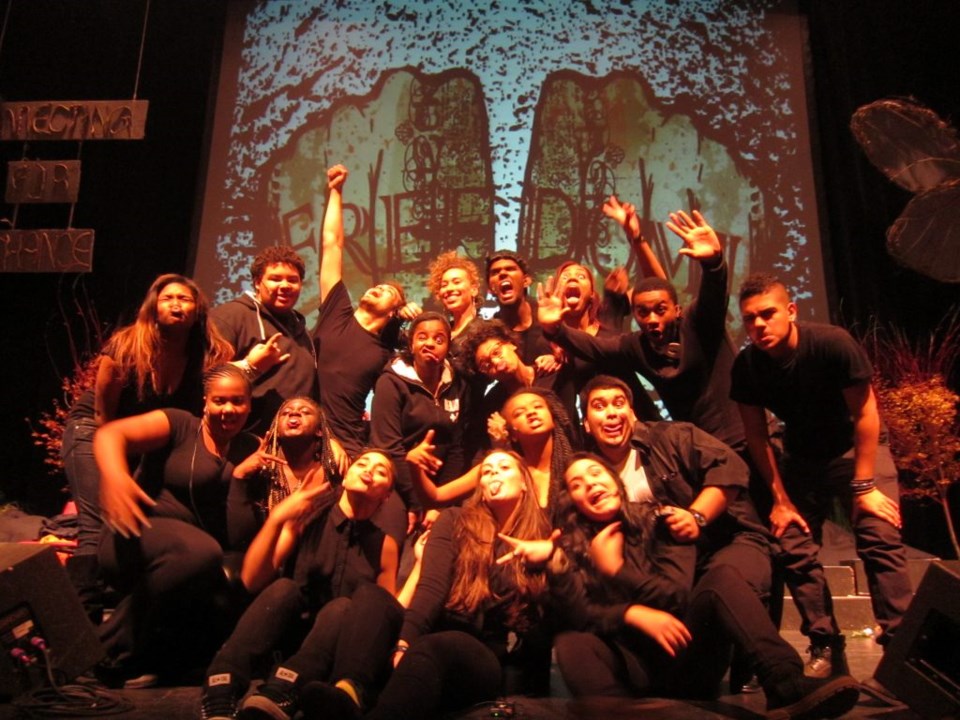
[{"x1": 478, "y1": 342, "x2": 508, "y2": 374}]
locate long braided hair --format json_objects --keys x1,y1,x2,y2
[
  {"x1": 502, "y1": 386, "x2": 578, "y2": 511},
  {"x1": 259, "y1": 396, "x2": 341, "y2": 513}
]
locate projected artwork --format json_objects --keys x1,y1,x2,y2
[{"x1": 197, "y1": 0, "x2": 826, "y2": 334}]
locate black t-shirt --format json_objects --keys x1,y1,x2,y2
[
  {"x1": 67, "y1": 353, "x2": 204, "y2": 423},
  {"x1": 315, "y1": 281, "x2": 395, "y2": 456},
  {"x1": 730, "y1": 322, "x2": 873, "y2": 459},
  {"x1": 139, "y1": 409, "x2": 261, "y2": 549}
]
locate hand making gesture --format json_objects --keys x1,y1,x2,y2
[
  {"x1": 536, "y1": 277, "x2": 569, "y2": 332},
  {"x1": 665, "y1": 209, "x2": 722, "y2": 264}
]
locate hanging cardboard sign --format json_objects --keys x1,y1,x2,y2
[
  {"x1": 5, "y1": 160, "x2": 81, "y2": 203},
  {"x1": 0, "y1": 229, "x2": 94, "y2": 272},
  {"x1": 0, "y1": 100, "x2": 148, "y2": 141}
]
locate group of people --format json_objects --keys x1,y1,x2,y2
[{"x1": 57, "y1": 164, "x2": 913, "y2": 719}]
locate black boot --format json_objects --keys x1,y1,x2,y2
[
  {"x1": 765, "y1": 673, "x2": 861, "y2": 720},
  {"x1": 803, "y1": 635, "x2": 848, "y2": 679}
]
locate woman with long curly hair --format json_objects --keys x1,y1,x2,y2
[
  {"x1": 550, "y1": 453, "x2": 861, "y2": 718},
  {"x1": 426, "y1": 251, "x2": 482, "y2": 343},
  {"x1": 354, "y1": 449, "x2": 555, "y2": 720},
  {"x1": 61, "y1": 274, "x2": 234, "y2": 617}
]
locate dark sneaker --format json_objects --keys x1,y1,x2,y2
[
  {"x1": 804, "y1": 644, "x2": 833, "y2": 679},
  {"x1": 93, "y1": 657, "x2": 159, "y2": 689},
  {"x1": 237, "y1": 671, "x2": 299, "y2": 720},
  {"x1": 804, "y1": 636, "x2": 847, "y2": 679},
  {"x1": 767, "y1": 674, "x2": 861, "y2": 720},
  {"x1": 859, "y1": 676, "x2": 903, "y2": 707},
  {"x1": 201, "y1": 673, "x2": 243, "y2": 720}
]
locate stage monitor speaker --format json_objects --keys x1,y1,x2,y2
[
  {"x1": 875, "y1": 560, "x2": 960, "y2": 718},
  {"x1": 0, "y1": 543, "x2": 104, "y2": 699}
]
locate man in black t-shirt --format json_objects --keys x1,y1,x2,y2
[
  {"x1": 731, "y1": 273, "x2": 911, "y2": 686},
  {"x1": 315, "y1": 165, "x2": 409, "y2": 458}
]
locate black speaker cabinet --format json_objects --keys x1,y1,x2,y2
[
  {"x1": 875, "y1": 560, "x2": 960, "y2": 719},
  {"x1": 0, "y1": 543, "x2": 104, "y2": 698}
]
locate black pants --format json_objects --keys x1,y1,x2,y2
[
  {"x1": 207, "y1": 579, "x2": 402, "y2": 693},
  {"x1": 98, "y1": 517, "x2": 227, "y2": 668},
  {"x1": 780, "y1": 450, "x2": 912, "y2": 645},
  {"x1": 555, "y1": 563, "x2": 803, "y2": 699},
  {"x1": 366, "y1": 631, "x2": 502, "y2": 720}
]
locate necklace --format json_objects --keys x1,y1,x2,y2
[{"x1": 189, "y1": 419, "x2": 231, "y2": 529}]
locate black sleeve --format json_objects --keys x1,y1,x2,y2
[
  {"x1": 688, "y1": 259, "x2": 729, "y2": 347},
  {"x1": 598, "y1": 287, "x2": 631, "y2": 333},
  {"x1": 548, "y1": 557, "x2": 630, "y2": 635},
  {"x1": 611, "y1": 529, "x2": 696, "y2": 615},
  {"x1": 401, "y1": 508, "x2": 459, "y2": 643},
  {"x1": 369, "y1": 374, "x2": 418, "y2": 512},
  {"x1": 549, "y1": 323, "x2": 634, "y2": 364}
]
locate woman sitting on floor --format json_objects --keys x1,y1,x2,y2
[
  {"x1": 549, "y1": 453, "x2": 861, "y2": 719},
  {"x1": 200, "y1": 449, "x2": 400, "y2": 720},
  {"x1": 357, "y1": 449, "x2": 556, "y2": 720}
]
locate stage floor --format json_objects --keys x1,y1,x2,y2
[{"x1": 0, "y1": 630, "x2": 921, "y2": 719}]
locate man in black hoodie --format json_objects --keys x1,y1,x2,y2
[{"x1": 211, "y1": 246, "x2": 317, "y2": 432}]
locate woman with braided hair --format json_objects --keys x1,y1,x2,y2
[{"x1": 255, "y1": 396, "x2": 341, "y2": 517}]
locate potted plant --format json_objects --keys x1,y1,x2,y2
[{"x1": 863, "y1": 312, "x2": 960, "y2": 559}]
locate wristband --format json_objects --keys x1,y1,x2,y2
[
  {"x1": 850, "y1": 478, "x2": 876, "y2": 495},
  {"x1": 237, "y1": 358, "x2": 259, "y2": 379}
]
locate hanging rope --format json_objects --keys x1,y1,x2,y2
[
  {"x1": 0, "y1": 0, "x2": 13, "y2": 73},
  {"x1": 132, "y1": 0, "x2": 152, "y2": 99}
]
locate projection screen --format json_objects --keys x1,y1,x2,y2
[{"x1": 195, "y1": 0, "x2": 827, "y2": 342}]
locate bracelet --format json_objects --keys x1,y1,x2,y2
[
  {"x1": 689, "y1": 509, "x2": 707, "y2": 528},
  {"x1": 850, "y1": 478, "x2": 876, "y2": 495},
  {"x1": 393, "y1": 644, "x2": 409, "y2": 654},
  {"x1": 237, "y1": 358, "x2": 259, "y2": 379}
]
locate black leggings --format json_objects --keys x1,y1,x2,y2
[
  {"x1": 98, "y1": 517, "x2": 227, "y2": 667},
  {"x1": 207, "y1": 579, "x2": 402, "y2": 693},
  {"x1": 366, "y1": 631, "x2": 502, "y2": 720},
  {"x1": 556, "y1": 563, "x2": 803, "y2": 700}
]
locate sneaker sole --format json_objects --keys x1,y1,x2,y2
[
  {"x1": 237, "y1": 695, "x2": 290, "y2": 720},
  {"x1": 767, "y1": 677, "x2": 861, "y2": 720}
]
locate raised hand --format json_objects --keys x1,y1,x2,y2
[
  {"x1": 589, "y1": 521, "x2": 625, "y2": 576},
  {"x1": 487, "y1": 411, "x2": 509, "y2": 446},
  {"x1": 603, "y1": 195, "x2": 642, "y2": 241},
  {"x1": 245, "y1": 332, "x2": 291, "y2": 375},
  {"x1": 327, "y1": 164, "x2": 348, "y2": 192},
  {"x1": 269, "y1": 482, "x2": 331, "y2": 529},
  {"x1": 396, "y1": 301, "x2": 423, "y2": 321},
  {"x1": 665, "y1": 209, "x2": 722, "y2": 263},
  {"x1": 536, "y1": 278, "x2": 569, "y2": 331},
  {"x1": 495, "y1": 529, "x2": 561, "y2": 566},
  {"x1": 233, "y1": 436, "x2": 287, "y2": 480},
  {"x1": 604, "y1": 266, "x2": 630, "y2": 296}
]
